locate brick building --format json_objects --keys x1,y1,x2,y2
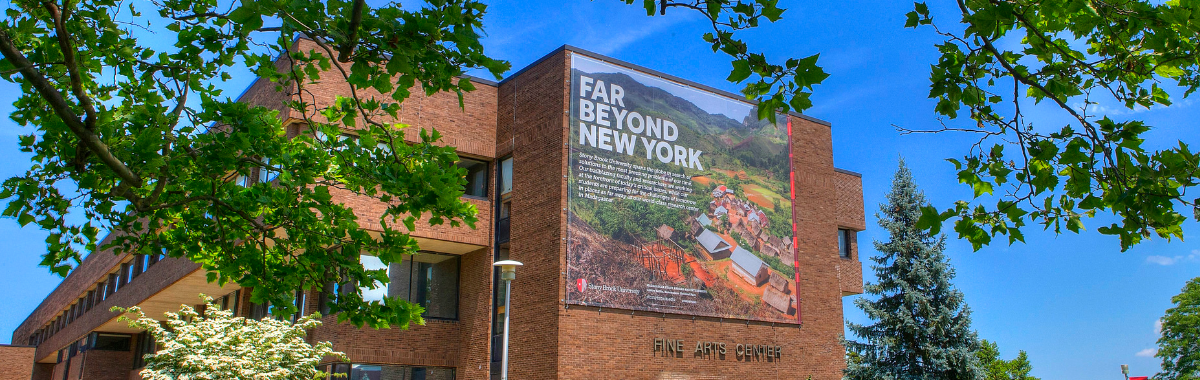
[{"x1": 10, "y1": 43, "x2": 865, "y2": 380}]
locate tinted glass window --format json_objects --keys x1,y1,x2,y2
[
  {"x1": 838, "y1": 229, "x2": 852, "y2": 258},
  {"x1": 91, "y1": 333, "x2": 131, "y2": 351},
  {"x1": 346, "y1": 364, "x2": 455, "y2": 380},
  {"x1": 389, "y1": 254, "x2": 460, "y2": 319},
  {"x1": 458, "y1": 158, "x2": 488, "y2": 197}
]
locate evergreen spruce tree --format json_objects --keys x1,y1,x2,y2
[{"x1": 845, "y1": 161, "x2": 983, "y2": 380}]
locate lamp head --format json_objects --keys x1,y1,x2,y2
[
  {"x1": 1121, "y1": 364, "x2": 1129, "y2": 375},
  {"x1": 494, "y1": 260, "x2": 523, "y2": 281}
]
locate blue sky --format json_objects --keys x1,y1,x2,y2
[{"x1": 1, "y1": 1, "x2": 1197, "y2": 379}]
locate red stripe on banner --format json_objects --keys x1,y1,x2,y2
[{"x1": 786, "y1": 118, "x2": 802, "y2": 326}]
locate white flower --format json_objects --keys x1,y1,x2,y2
[{"x1": 115, "y1": 295, "x2": 347, "y2": 380}]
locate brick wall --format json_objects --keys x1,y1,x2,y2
[
  {"x1": 835, "y1": 170, "x2": 866, "y2": 231},
  {"x1": 834, "y1": 170, "x2": 865, "y2": 295},
  {"x1": 787, "y1": 115, "x2": 851, "y2": 379},
  {"x1": 75, "y1": 349, "x2": 135, "y2": 380},
  {"x1": 0, "y1": 345, "x2": 34, "y2": 380},
  {"x1": 496, "y1": 48, "x2": 570, "y2": 380}
]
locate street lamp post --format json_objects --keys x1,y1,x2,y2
[
  {"x1": 1121, "y1": 364, "x2": 1129, "y2": 380},
  {"x1": 494, "y1": 260, "x2": 523, "y2": 380}
]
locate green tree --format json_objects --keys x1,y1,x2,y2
[
  {"x1": 0, "y1": 0, "x2": 823, "y2": 328},
  {"x1": 977, "y1": 340, "x2": 1040, "y2": 380},
  {"x1": 845, "y1": 161, "x2": 983, "y2": 380},
  {"x1": 1155, "y1": 276, "x2": 1200, "y2": 380},
  {"x1": 115, "y1": 297, "x2": 347, "y2": 380},
  {"x1": 907, "y1": 0, "x2": 1200, "y2": 251}
]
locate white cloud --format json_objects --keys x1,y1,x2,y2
[
  {"x1": 578, "y1": 15, "x2": 691, "y2": 56},
  {"x1": 1146, "y1": 251, "x2": 1200, "y2": 266},
  {"x1": 1136, "y1": 348, "x2": 1157, "y2": 357},
  {"x1": 1155, "y1": 319, "x2": 1164, "y2": 335},
  {"x1": 1146, "y1": 255, "x2": 1179, "y2": 265}
]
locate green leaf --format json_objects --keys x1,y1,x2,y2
[{"x1": 728, "y1": 59, "x2": 752, "y2": 82}]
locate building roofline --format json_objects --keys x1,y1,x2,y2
[
  {"x1": 462, "y1": 74, "x2": 499, "y2": 87},
  {"x1": 834, "y1": 168, "x2": 863, "y2": 177},
  {"x1": 497, "y1": 45, "x2": 569, "y2": 86},
  {"x1": 499, "y1": 44, "x2": 832, "y2": 127},
  {"x1": 11, "y1": 233, "x2": 120, "y2": 342}
]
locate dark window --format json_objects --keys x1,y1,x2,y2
[
  {"x1": 119, "y1": 263, "x2": 131, "y2": 286},
  {"x1": 132, "y1": 255, "x2": 146, "y2": 278},
  {"x1": 89, "y1": 333, "x2": 132, "y2": 351},
  {"x1": 496, "y1": 201, "x2": 511, "y2": 245},
  {"x1": 358, "y1": 253, "x2": 460, "y2": 319},
  {"x1": 248, "y1": 300, "x2": 271, "y2": 320},
  {"x1": 490, "y1": 248, "x2": 510, "y2": 367},
  {"x1": 318, "y1": 281, "x2": 336, "y2": 315},
  {"x1": 216, "y1": 289, "x2": 240, "y2": 315},
  {"x1": 132, "y1": 333, "x2": 155, "y2": 369},
  {"x1": 334, "y1": 364, "x2": 455, "y2": 380},
  {"x1": 838, "y1": 229, "x2": 853, "y2": 259},
  {"x1": 457, "y1": 158, "x2": 488, "y2": 198},
  {"x1": 292, "y1": 288, "x2": 307, "y2": 321},
  {"x1": 96, "y1": 281, "x2": 106, "y2": 303},
  {"x1": 395, "y1": 254, "x2": 460, "y2": 320},
  {"x1": 107, "y1": 273, "x2": 118, "y2": 296}
]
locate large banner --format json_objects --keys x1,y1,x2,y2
[{"x1": 565, "y1": 55, "x2": 800, "y2": 324}]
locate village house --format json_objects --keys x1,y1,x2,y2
[
  {"x1": 729, "y1": 246, "x2": 769, "y2": 286},
  {"x1": 695, "y1": 229, "x2": 733, "y2": 260}
]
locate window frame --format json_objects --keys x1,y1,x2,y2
[
  {"x1": 357, "y1": 252, "x2": 461, "y2": 320},
  {"x1": 838, "y1": 228, "x2": 854, "y2": 259},
  {"x1": 499, "y1": 156, "x2": 513, "y2": 197},
  {"x1": 457, "y1": 157, "x2": 490, "y2": 199}
]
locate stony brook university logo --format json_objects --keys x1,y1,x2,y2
[{"x1": 577, "y1": 278, "x2": 587, "y2": 292}]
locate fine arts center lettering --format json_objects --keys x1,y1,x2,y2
[{"x1": 652, "y1": 338, "x2": 782, "y2": 362}]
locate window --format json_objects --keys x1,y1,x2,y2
[
  {"x1": 216, "y1": 289, "x2": 240, "y2": 316},
  {"x1": 132, "y1": 333, "x2": 155, "y2": 369},
  {"x1": 106, "y1": 273, "x2": 118, "y2": 296},
  {"x1": 132, "y1": 255, "x2": 146, "y2": 278},
  {"x1": 458, "y1": 158, "x2": 489, "y2": 198},
  {"x1": 88, "y1": 333, "x2": 132, "y2": 351},
  {"x1": 259, "y1": 158, "x2": 280, "y2": 183},
  {"x1": 838, "y1": 229, "x2": 854, "y2": 259},
  {"x1": 359, "y1": 255, "x2": 390, "y2": 302},
  {"x1": 358, "y1": 253, "x2": 460, "y2": 319},
  {"x1": 325, "y1": 363, "x2": 455, "y2": 380},
  {"x1": 499, "y1": 157, "x2": 513, "y2": 196},
  {"x1": 248, "y1": 300, "x2": 271, "y2": 320},
  {"x1": 119, "y1": 262, "x2": 132, "y2": 286},
  {"x1": 235, "y1": 174, "x2": 250, "y2": 187}
]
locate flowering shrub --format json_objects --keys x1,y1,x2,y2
[{"x1": 115, "y1": 296, "x2": 347, "y2": 380}]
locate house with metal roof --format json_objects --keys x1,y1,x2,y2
[
  {"x1": 695, "y1": 229, "x2": 732, "y2": 260},
  {"x1": 729, "y1": 246, "x2": 769, "y2": 287}
]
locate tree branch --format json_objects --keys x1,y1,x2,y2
[
  {"x1": 0, "y1": 27, "x2": 143, "y2": 187},
  {"x1": 43, "y1": 0, "x2": 97, "y2": 130},
  {"x1": 337, "y1": 0, "x2": 365, "y2": 63}
]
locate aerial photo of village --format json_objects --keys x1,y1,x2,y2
[
  {"x1": 565, "y1": 59, "x2": 802, "y2": 323},
  {"x1": 566, "y1": 172, "x2": 799, "y2": 323}
]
